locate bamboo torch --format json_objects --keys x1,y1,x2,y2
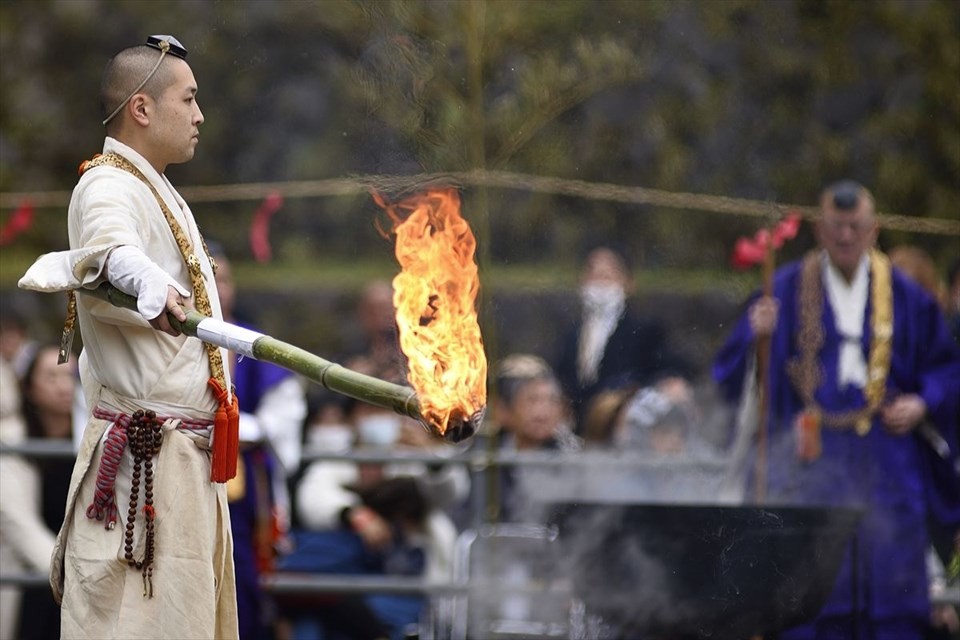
[{"x1": 79, "y1": 282, "x2": 477, "y2": 443}]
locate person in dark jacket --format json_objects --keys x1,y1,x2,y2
[{"x1": 555, "y1": 244, "x2": 692, "y2": 430}]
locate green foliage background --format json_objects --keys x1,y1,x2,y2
[{"x1": 0, "y1": 0, "x2": 957, "y2": 364}]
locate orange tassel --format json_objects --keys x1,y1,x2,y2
[
  {"x1": 226, "y1": 389, "x2": 240, "y2": 479},
  {"x1": 795, "y1": 409, "x2": 822, "y2": 463},
  {"x1": 207, "y1": 377, "x2": 239, "y2": 483}
]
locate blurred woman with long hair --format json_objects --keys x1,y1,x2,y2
[{"x1": 15, "y1": 344, "x2": 76, "y2": 640}]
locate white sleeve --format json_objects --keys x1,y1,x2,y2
[
  {"x1": 295, "y1": 461, "x2": 359, "y2": 530},
  {"x1": 0, "y1": 458, "x2": 57, "y2": 571},
  {"x1": 106, "y1": 245, "x2": 190, "y2": 321},
  {"x1": 255, "y1": 376, "x2": 307, "y2": 475}
]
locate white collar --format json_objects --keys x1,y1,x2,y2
[
  {"x1": 103, "y1": 137, "x2": 188, "y2": 220},
  {"x1": 823, "y1": 251, "x2": 869, "y2": 287},
  {"x1": 103, "y1": 137, "x2": 165, "y2": 186},
  {"x1": 821, "y1": 250, "x2": 870, "y2": 387}
]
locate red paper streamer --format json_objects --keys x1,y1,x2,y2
[
  {"x1": 0, "y1": 199, "x2": 35, "y2": 246},
  {"x1": 249, "y1": 192, "x2": 284, "y2": 263},
  {"x1": 730, "y1": 211, "x2": 801, "y2": 270}
]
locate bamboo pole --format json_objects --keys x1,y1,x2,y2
[{"x1": 79, "y1": 283, "x2": 439, "y2": 433}]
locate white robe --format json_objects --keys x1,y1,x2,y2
[{"x1": 19, "y1": 138, "x2": 238, "y2": 639}]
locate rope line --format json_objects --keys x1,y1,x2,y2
[{"x1": 2, "y1": 170, "x2": 957, "y2": 236}]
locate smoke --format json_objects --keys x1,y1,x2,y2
[
  {"x1": 556, "y1": 506, "x2": 704, "y2": 636},
  {"x1": 452, "y1": 379, "x2": 868, "y2": 638},
  {"x1": 496, "y1": 453, "x2": 740, "y2": 638},
  {"x1": 506, "y1": 380, "x2": 748, "y2": 515},
  {"x1": 456, "y1": 394, "x2": 749, "y2": 637}
]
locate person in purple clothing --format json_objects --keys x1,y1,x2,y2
[
  {"x1": 213, "y1": 244, "x2": 307, "y2": 640},
  {"x1": 713, "y1": 180, "x2": 960, "y2": 640}
]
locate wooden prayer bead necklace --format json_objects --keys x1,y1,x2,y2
[{"x1": 123, "y1": 409, "x2": 163, "y2": 598}]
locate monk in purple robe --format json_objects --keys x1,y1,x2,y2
[
  {"x1": 714, "y1": 180, "x2": 960, "y2": 640},
  {"x1": 214, "y1": 246, "x2": 307, "y2": 640}
]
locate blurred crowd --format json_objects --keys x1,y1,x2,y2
[{"x1": 1, "y1": 233, "x2": 958, "y2": 640}]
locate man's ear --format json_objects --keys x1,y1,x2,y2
[{"x1": 128, "y1": 94, "x2": 151, "y2": 127}]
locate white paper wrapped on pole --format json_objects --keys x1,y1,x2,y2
[{"x1": 195, "y1": 318, "x2": 264, "y2": 359}]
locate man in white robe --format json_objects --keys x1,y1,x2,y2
[{"x1": 18, "y1": 35, "x2": 238, "y2": 639}]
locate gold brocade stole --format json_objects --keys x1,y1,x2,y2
[
  {"x1": 61, "y1": 152, "x2": 239, "y2": 482},
  {"x1": 785, "y1": 248, "x2": 894, "y2": 436}
]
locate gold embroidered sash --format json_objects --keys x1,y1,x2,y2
[{"x1": 785, "y1": 248, "x2": 893, "y2": 435}]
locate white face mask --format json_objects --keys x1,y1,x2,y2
[
  {"x1": 357, "y1": 414, "x2": 402, "y2": 447},
  {"x1": 308, "y1": 424, "x2": 354, "y2": 452},
  {"x1": 580, "y1": 282, "x2": 625, "y2": 312}
]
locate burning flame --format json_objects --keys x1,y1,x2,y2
[{"x1": 376, "y1": 188, "x2": 487, "y2": 435}]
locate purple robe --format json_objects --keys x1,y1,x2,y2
[
  {"x1": 229, "y1": 331, "x2": 293, "y2": 640},
  {"x1": 713, "y1": 258, "x2": 960, "y2": 637}
]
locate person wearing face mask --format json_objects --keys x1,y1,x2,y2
[
  {"x1": 555, "y1": 244, "x2": 693, "y2": 430},
  {"x1": 282, "y1": 368, "x2": 468, "y2": 640}
]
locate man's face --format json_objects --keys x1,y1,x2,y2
[
  {"x1": 0, "y1": 324, "x2": 26, "y2": 362},
  {"x1": 148, "y1": 58, "x2": 203, "y2": 167},
  {"x1": 817, "y1": 197, "x2": 877, "y2": 279},
  {"x1": 509, "y1": 378, "x2": 566, "y2": 445},
  {"x1": 359, "y1": 282, "x2": 397, "y2": 338},
  {"x1": 581, "y1": 248, "x2": 629, "y2": 290}
]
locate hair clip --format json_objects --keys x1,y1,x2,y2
[{"x1": 146, "y1": 35, "x2": 187, "y2": 60}]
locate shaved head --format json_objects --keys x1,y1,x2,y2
[
  {"x1": 100, "y1": 45, "x2": 176, "y2": 133},
  {"x1": 817, "y1": 180, "x2": 878, "y2": 280}
]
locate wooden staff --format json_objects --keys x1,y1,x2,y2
[{"x1": 754, "y1": 237, "x2": 775, "y2": 505}]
